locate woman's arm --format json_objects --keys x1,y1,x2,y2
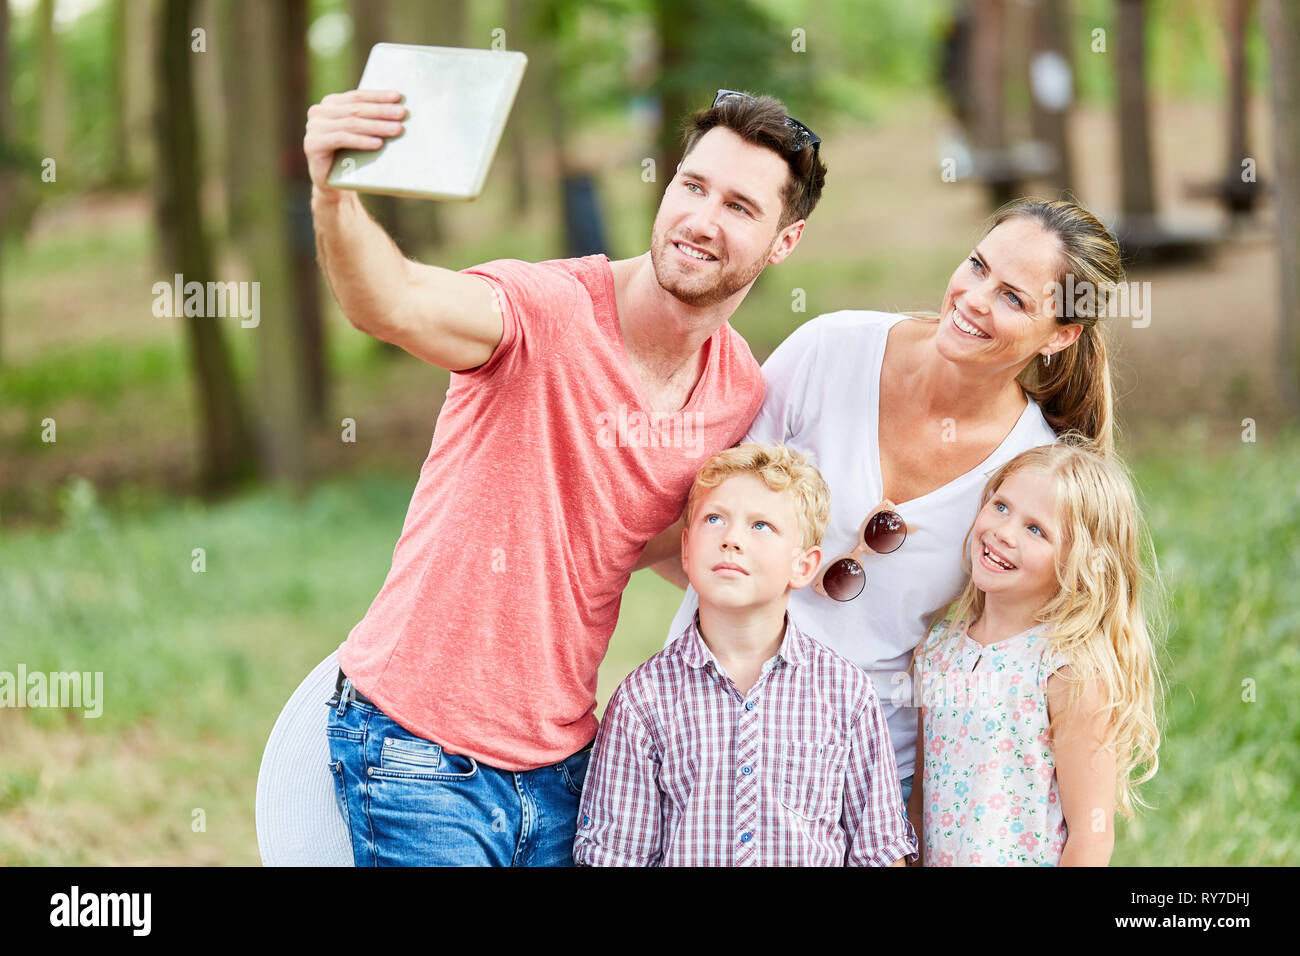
[
  {"x1": 1048, "y1": 670, "x2": 1117, "y2": 866},
  {"x1": 633, "y1": 512, "x2": 689, "y2": 588},
  {"x1": 633, "y1": 512, "x2": 685, "y2": 572}
]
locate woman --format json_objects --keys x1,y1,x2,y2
[{"x1": 652, "y1": 197, "x2": 1123, "y2": 811}]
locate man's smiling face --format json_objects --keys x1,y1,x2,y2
[{"x1": 649, "y1": 127, "x2": 798, "y2": 308}]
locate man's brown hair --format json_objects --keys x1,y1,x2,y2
[{"x1": 680, "y1": 92, "x2": 827, "y2": 229}]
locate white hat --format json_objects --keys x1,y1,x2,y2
[{"x1": 255, "y1": 651, "x2": 355, "y2": 866}]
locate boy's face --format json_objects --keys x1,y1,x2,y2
[{"x1": 682, "y1": 473, "x2": 821, "y2": 612}]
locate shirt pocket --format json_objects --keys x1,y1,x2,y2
[{"x1": 778, "y1": 741, "x2": 849, "y2": 821}]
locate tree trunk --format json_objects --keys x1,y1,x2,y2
[
  {"x1": 124, "y1": 0, "x2": 152, "y2": 182},
  {"x1": 107, "y1": 0, "x2": 145, "y2": 186},
  {"x1": 506, "y1": 0, "x2": 531, "y2": 215},
  {"x1": 219, "y1": 0, "x2": 255, "y2": 242},
  {"x1": 232, "y1": 0, "x2": 308, "y2": 485},
  {"x1": 108, "y1": 0, "x2": 127, "y2": 184},
  {"x1": 655, "y1": 0, "x2": 690, "y2": 185},
  {"x1": 1116, "y1": 0, "x2": 1156, "y2": 229},
  {"x1": 279, "y1": 0, "x2": 327, "y2": 422},
  {"x1": 972, "y1": 0, "x2": 1015, "y2": 207},
  {"x1": 1223, "y1": 0, "x2": 1256, "y2": 214},
  {"x1": 1265, "y1": 0, "x2": 1300, "y2": 413},
  {"x1": 1029, "y1": 0, "x2": 1074, "y2": 195},
  {"x1": 192, "y1": 0, "x2": 225, "y2": 187},
  {"x1": 38, "y1": 0, "x2": 68, "y2": 166},
  {"x1": 154, "y1": 0, "x2": 258, "y2": 493}
]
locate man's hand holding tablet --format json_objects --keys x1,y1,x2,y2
[
  {"x1": 304, "y1": 88, "x2": 406, "y2": 204},
  {"x1": 302, "y1": 45, "x2": 527, "y2": 369},
  {"x1": 303, "y1": 85, "x2": 503, "y2": 373},
  {"x1": 309, "y1": 44, "x2": 526, "y2": 202}
]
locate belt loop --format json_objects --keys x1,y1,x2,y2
[{"x1": 335, "y1": 679, "x2": 350, "y2": 716}]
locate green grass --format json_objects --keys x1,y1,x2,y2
[
  {"x1": 0, "y1": 472, "x2": 416, "y2": 864},
  {"x1": 0, "y1": 431, "x2": 1296, "y2": 864},
  {"x1": 0, "y1": 339, "x2": 179, "y2": 414},
  {"x1": 2, "y1": 220, "x2": 153, "y2": 279},
  {"x1": 1106, "y1": 430, "x2": 1300, "y2": 865}
]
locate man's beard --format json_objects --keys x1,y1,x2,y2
[{"x1": 649, "y1": 223, "x2": 775, "y2": 308}]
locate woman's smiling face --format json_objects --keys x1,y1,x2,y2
[{"x1": 935, "y1": 216, "x2": 1081, "y2": 374}]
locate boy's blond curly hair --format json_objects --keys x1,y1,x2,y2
[{"x1": 684, "y1": 443, "x2": 831, "y2": 551}]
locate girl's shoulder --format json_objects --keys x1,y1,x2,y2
[
  {"x1": 920, "y1": 617, "x2": 966, "y2": 658},
  {"x1": 1022, "y1": 630, "x2": 1075, "y2": 678}
]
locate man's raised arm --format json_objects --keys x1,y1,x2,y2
[{"x1": 304, "y1": 89, "x2": 502, "y2": 372}]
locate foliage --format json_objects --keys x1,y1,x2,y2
[{"x1": 0, "y1": 0, "x2": 1268, "y2": 196}]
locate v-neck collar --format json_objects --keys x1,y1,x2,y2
[
  {"x1": 869, "y1": 315, "x2": 1036, "y2": 510},
  {"x1": 599, "y1": 257, "x2": 718, "y2": 417}
]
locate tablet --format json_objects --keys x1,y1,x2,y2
[{"x1": 326, "y1": 43, "x2": 527, "y2": 201}]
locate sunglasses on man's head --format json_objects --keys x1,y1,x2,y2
[
  {"x1": 712, "y1": 89, "x2": 821, "y2": 188},
  {"x1": 812, "y1": 503, "x2": 907, "y2": 602}
]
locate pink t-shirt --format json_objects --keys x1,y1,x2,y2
[{"x1": 337, "y1": 255, "x2": 765, "y2": 770}]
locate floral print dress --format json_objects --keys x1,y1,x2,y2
[{"x1": 918, "y1": 620, "x2": 1070, "y2": 866}]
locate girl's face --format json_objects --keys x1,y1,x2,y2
[
  {"x1": 970, "y1": 468, "x2": 1063, "y2": 612},
  {"x1": 935, "y1": 217, "x2": 1082, "y2": 373}
]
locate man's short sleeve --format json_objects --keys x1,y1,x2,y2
[{"x1": 456, "y1": 258, "x2": 583, "y2": 385}]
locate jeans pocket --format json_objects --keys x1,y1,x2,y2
[
  {"x1": 558, "y1": 749, "x2": 591, "y2": 798},
  {"x1": 369, "y1": 730, "x2": 478, "y2": 781},
  {"x1": 380, "y1": 736, "x2": 445, "y2": 772},
  {"x1": 779, "y1": 741, "x2": 849, "y2": 821}
]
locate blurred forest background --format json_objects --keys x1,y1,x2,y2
[{"x1": 0, "y1": 0, "x2": 1297, "y2": 865}]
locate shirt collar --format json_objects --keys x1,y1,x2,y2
[{"x1": 678, "y1": 608, "x2": 810, "y2": 670}]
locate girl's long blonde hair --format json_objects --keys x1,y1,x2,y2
[{"x1": 932, "y1": 437, "x2": 1165, "y2": 819}]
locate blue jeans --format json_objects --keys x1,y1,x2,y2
[
  {"x1": 899, "y1": 774, "x2": 914, "y2": 806},
  {"x1": 326, "y1": 679, "x2": 592, "y2": 866}
]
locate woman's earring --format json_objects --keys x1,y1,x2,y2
[{"x1": 1042, "y1": 351, "x2": 1051, "y2": 367}]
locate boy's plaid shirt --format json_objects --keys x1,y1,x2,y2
[{"x1": 573, "y1": 612, "x2": 918, "y2": 866}]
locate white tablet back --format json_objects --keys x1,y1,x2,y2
[{"x1": 327, "y1": 43, "x2": 527, "y2": 201}]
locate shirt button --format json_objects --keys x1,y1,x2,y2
[
  {"x1": 741, "y1": 765, "x2": 752, "y2": 775},
  {"x1": 740, "y1": 832, "x2": 752, "y2": 843},
  {"x1": 582, "y1": 815, "x2": 589, "y2": 826},
  {"x1": 745, "y1": 701, "x2": 756, "y2": 711}
]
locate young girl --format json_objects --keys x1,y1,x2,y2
[{"x1": 908, "y1": 441, "x2": 1163, "y2": 866}]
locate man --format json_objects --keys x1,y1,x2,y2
[{"x1": 303, "y1": 86, "x2": 827, "y2": 865}]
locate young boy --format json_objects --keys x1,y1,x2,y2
[{"x1": 573, "y1": 443, "x2": 918, "y2": 866}]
